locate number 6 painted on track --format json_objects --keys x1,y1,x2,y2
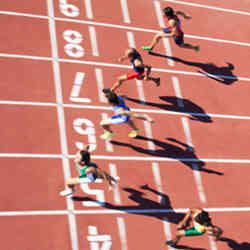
[{"x1": 59, "y1": 0, "x2": 80, "y2": 17}]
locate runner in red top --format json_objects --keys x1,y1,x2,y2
[
  {"x1": 109, "y1": 48, "x2": 160, "y2": 92},
  {"x1": 142, "y1": 7, "x2": 199, "y2": 52}
]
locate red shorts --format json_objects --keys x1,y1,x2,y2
[{"x1": 126, "y1": 71, "x2": 145, "y2": 80}]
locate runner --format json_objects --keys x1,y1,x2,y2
[
  {"x1": 100, "y1": 90, "x2": 154, "y2": 139},
  {"x1": 110, "y1": 48, "x2": 160, "y2": 92},
  {"x1": 60, "y1": 144, "x2": 119, "y2": 196},
  {"x1": 166, "y1": 207, "x2": 223, "y2": 247},
  {"x1": 142, "y1": 6, "x2": 199, "y2": 52}
]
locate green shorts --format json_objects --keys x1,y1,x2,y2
[{"x1": 185, "y1": 228, "x2": 205, "y2": 236}]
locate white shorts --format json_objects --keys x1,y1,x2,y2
[{"x1": 110, "y1": 115, "x2": 130, "y2": 124}]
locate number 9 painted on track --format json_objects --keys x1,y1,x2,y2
[
  {"x1": 63, "y1": 30, "x2": 84, "y2": 58},
  {"x1": 59, "y1": 0, "x2": 80, "y2": 17}
]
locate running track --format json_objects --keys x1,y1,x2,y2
[{"x1": 1, "y1": 0, "x2": 250, "y2": 249}]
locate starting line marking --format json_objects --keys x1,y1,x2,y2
[{"x1": 1, "y1": 207, "x2": 250, "y2": 216}]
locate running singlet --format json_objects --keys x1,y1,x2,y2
[
  {"x1": 113, "y1": 96, "x2": 130, "y2": 116},
  {"x1": 193, "y1": 212, "x2": 206, "y2": 233},
  {"x1": 76, "y1": 162, "x2": 98, "y2": 179},
  {"x1": 165, "y1": 17, "x2": 183, "y2": 37},
  {"x1": 130, "y1": 55, "x2": 145, "y2": 74}
]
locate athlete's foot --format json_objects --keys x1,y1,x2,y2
[
  {"x1": 100, "y1": 131, "x2": 114, "y2": 140},
  {"x1": 194, "y1": 45, "x2": 200, "y2": 51},
  {"x1": 128, "y1": 129, "x2": 141, "y2": 138},
  {"x1": 155, "y1": 78, "x2": 160, "y2": 87},
  {"x1": 165, "y1": 240, "x2": 176, "y2": 247},
  {"x1": 142, "y1": 46, "x2": 153, "y2": 51}
]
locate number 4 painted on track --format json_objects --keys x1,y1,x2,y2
[{"x1": 70, "y1": 72, "x2": 91, "y2": 103}]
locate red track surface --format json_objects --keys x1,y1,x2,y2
[{"x1": 1, "y1": 1, "x2": 250, "y2": 250}]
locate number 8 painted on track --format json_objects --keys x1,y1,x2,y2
[
  {"x1": 59, "y1": 0, "x2": 80, "y2": 17},
  {"x1": 63, "y1": 30, "x2": 84, "y2": 58}
]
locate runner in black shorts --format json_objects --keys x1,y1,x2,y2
[
  {"x1": 110, "y1": 48, "x2": 160, "y2": 92},
  {"x1": 166, "y1": 207, "x2": 223, "y2": 247}
]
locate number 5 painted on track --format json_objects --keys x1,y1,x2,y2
[{"x1": 59, "y1": 0, "x2": 80, "y2": 17}]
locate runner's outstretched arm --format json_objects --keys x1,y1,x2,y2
[{"x1": 175, "y1": 10, "x2": 191, "y2": 19}]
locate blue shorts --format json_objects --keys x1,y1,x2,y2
[
  {"x1": 110, "y1": 115, "x2": 130, "y2": 124},
  {"x1": 163, "y1": 28, "x2": 184, "y2": 45}
]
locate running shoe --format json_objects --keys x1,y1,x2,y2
[
  {"x1": 128, "y1": 129, "x2": 141, "y2": 138},
  {"x1": 155, "y1": 78, "x2": 160, "y2": 87},
  {"x1": 100, "y1": 131, "x2": 114, "y2": 140},
  {"x1": 165, "y1": 240, "x2": 176, "y2": 247},
  {"x1": 60, "y1": 189, "x2": 76, "y2": 196},
  {"x1": 142, "y1": 46, "x2": 152, "y2": 51}
]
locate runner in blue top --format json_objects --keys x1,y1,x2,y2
[
  {"x1": 60, "y1": 144, "x2": 119, "y2": 196},
  {"x1": 110, "y1": 48, "x2": 160, "y2": 92},
  {"x1": 100, "y1": 90, "x2": 154, "y2": 139}
]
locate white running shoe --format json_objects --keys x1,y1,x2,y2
[{"x1": 60, "y1": 189, "x2": 76, "y2": 196}]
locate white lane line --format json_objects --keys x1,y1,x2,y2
[
  {"x1": 0, "y1": 10, "x2": 48, "y2": 19},
  {"x1": 109, "y1": 163, "x2": 121, "y2": 204},
  {"x1": 154, "y1": 1, "x2": 174, "y2": 66},
  {"x1": 120, "y1": 0, "x2": 131, "y2": 23},
  {"x1": 154, "y1": 1, "x2": 165, "y2": 28},
  {"x1": 172, "y1": 77, "x2": 184, "y2": 107},
  {"x1": 84, "y1": 0, "x2": 93, "y2": 19},
  {"x1": 3, "y1": 153, "x2": 250, "y2": 164},
  {"x1": 117, "y1": 217, "x2": 128, "y2": 250},
  {"x1": 88, "y1": 26, "x2": 99, "y2": 56},
  {"x1": 1, "y1": 207, "x2": 250, "y2": 216},
  {"x1": 95, "y1": 68, "x2": 107, "y2": 103},
  {"x1": 47, "y1": 1, "x2": 79, "y2": 250},
  {"x1": 70, "y1": 72, "x2": 92, "y2": 103},
  {"x1": 0, "y1": 52, "x2": 248, "y2": 82},
  {"x1": 101, "y1": 113, "x2": 114, "y2": 152},
  {"x1": 54, "y1": 17, "x2": 250, "y2": 48},
  {"x1": 163, "y1": 0, "x2": 250, "y2": 16},
  {"x1": 1, "y1": 9, "x2": 250, "y2": 47},
  {"x1": 163, "y1": 217, "x2": 174, "y2": 250},
  {"x1": 4, "y1": 99, "x2": 250, "y2": 121},
  {"x1": 208, "y1": 235, "x2": 218, "y2": 250},
  {"x1": 135, "y1": 79, "x2": 146, "y2": 105},
  {"x1": 181, "y1": 117, "x2": 206, "y2": 203},
  {"x1": 126, "y1": 31, "x2": 136, "y2": 47},
  {"x1": 181, "y1": 117, "x2": 194, "y2": 149},
  {"x1": 152, "y1": 162, "x2": 166, "y2": 205},
  {"x1": 143, "y1": 120, "x2": 155, "y2": 151}
]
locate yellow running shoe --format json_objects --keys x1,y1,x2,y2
[
  {"x1": 128, "y1": 129, "x2": 141, "y2": 138},
  {"x1": 100, "y1": 131, "x2": 114, "y2": 140}
]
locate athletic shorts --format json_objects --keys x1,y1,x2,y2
[
  {"x1": 103, "y1": 115, "x2": 130, "y2": 125},
  {"x1": 184, "y1": 228, "x2": 205, "y2": 236},
  {"x1": 78, "y1": 173, "x2": 96, "y2": 183},
  {"x1": 126, "y1": 71, "x2": 145, "y2": 80},
  {"x1": 163, "y1": 28, "x2": 184, "y2": 45}
]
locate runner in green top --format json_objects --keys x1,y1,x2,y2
[
  {"x1": 166, "y1": 207, "x2": 223, "y2": 247},
  {"x1": 60, "y1": 144, "x2": 119, "y2": 196}
]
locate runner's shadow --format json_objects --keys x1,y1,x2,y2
[
  {"x1": 111, "y1": 137, "x2": 223, "y2": 175},
  {"x1": 124, "y1": 95, "x2": 212, "y2": 123},
  {"x1": 171, "y1": 245, "x2": 206, "y2": 250},
  {"x1": 72, "y1": 185, "x2": 185, "y2": 224},
  {"x1": 149, "y1": 51, "x2": 237, "y2": 85},
  {"x1": 219, "y1": 237, "x2": 250, "y2": 250}
]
